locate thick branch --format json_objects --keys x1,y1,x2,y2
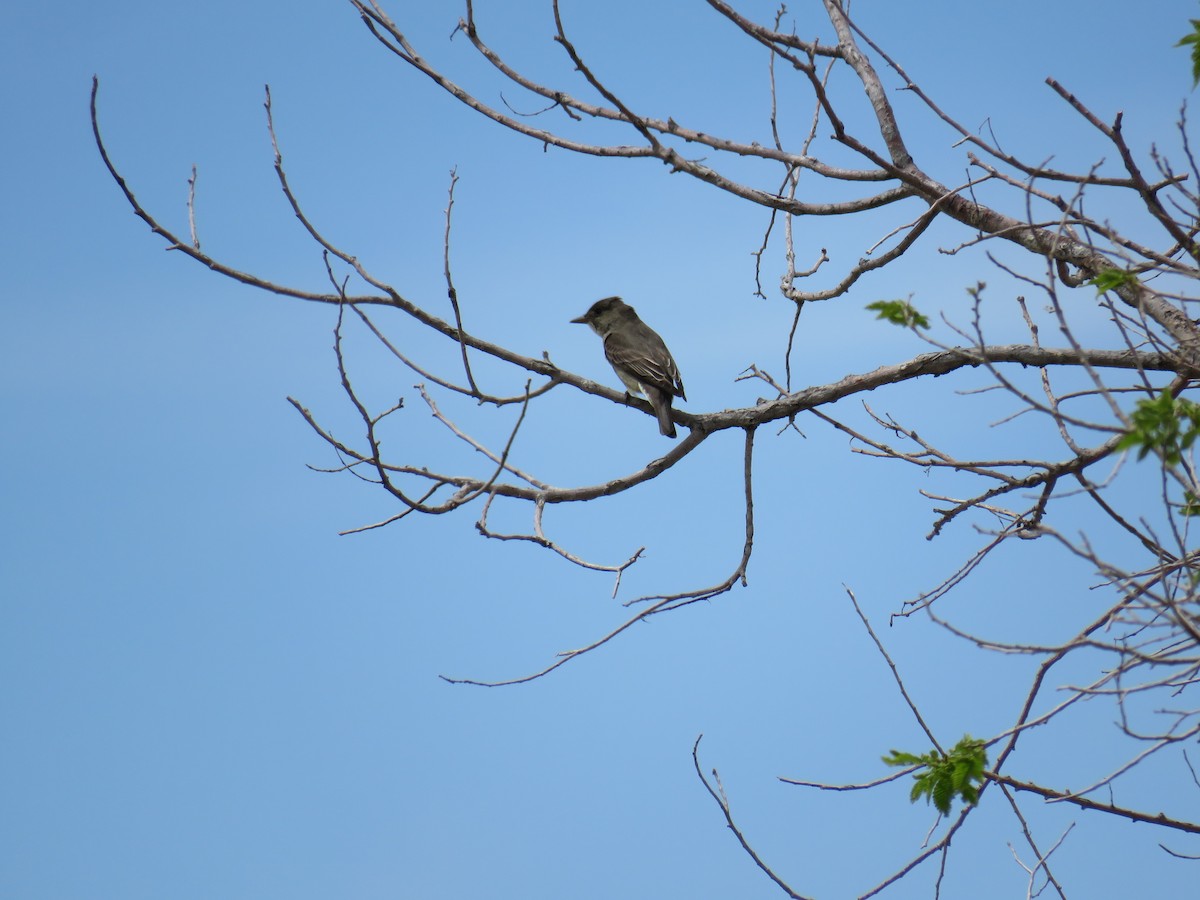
[{"x1": 989, "y1": 772, "x2": 1200, "y2": 835}]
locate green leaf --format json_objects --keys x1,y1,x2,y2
[
  {"x1": 1089, "y1": 268, "x2": 1138, "y2": 294},
  {"x1": 951, "y1": 758, "x2": 971, "y2": 791},
  {"x1": 866, "y1": 299, "x2": 930, "y2": 329},
  {"x1": 881, "y1": 749, "x2": 925, "y2": 767},
  {"x1": 1177, "y1": 18, "x2": 1200, "y2": 88},
  {"x1": 1182, "y1": 490, "x2": 1200, "y2": 516},
  {"x1": 932, "y1": 778, "x2": 953, "y2": 816},
  {"x1": 909, "y1": 779, "x2": 925, "y2": 804}
]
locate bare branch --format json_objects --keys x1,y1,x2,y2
[
  {"x1": 989, "y1": 772, "x2": 1200, "y2": 835},
  {"x1": 693, "y1": 736, "x2": 811, "y2": 900}
]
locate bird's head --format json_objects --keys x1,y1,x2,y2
[{"x1": 571, "y1": 296, "x2": 631, "y2": 335}]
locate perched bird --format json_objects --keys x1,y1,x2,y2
[{"x1": 571, "y1": 296, "x2": 687, "y2": 438}]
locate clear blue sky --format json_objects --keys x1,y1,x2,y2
[{"x1": 3, "y1": 2, "x2": 1198, "y2": 897}]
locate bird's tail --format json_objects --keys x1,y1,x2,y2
[{"x1": 652, "y1": 391, "x2": 677, "y2": 438}]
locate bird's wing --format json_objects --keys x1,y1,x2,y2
[{"x1": 604, "y1": 329, "x2": 686, "y2": 400}]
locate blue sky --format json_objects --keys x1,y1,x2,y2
[{"x1": 3, "y1": 1, "x2": 1199, "y2": 897}]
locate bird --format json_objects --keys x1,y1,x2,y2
[{"x1": 571, "y1": 296, "x2": 687, "y2": 438}]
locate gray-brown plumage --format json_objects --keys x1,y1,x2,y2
[{"x1": 571, "y1": 296, "x2": 687, "y2": 438}]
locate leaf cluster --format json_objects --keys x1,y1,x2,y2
[
  {"x1": 1089, "y1": 268, "x2": 1138, "y2": 294},
  {"x1": 1117, "y1": 389, "x2": 1200, "y2": 465},
  {"x1": 882, "y1": 736, "x2": 987, "y2": 816},
  {"x1": 866, "y1": 299, "x2": 930, "y2": 329}
]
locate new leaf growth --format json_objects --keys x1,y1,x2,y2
[
  {"x1": 1177, "y1": 17, "x2": 1200, "y2": 88},
  {"x1": 866, "y1": 299, "x2": 930, "y2": 329},
  {"x1": 1090, "y1": 268, "x2": 1139, "y2": 294},
  {"x1": 883, "y1": 736, "x2": 988, "y2": 817},
  {"x1": 1118, "y1": 389, "x2": 1200, "y2": 465}
]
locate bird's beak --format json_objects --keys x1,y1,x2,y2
[{"x1": 570, "y1": 314, "x2": 589, "y2": 324}]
